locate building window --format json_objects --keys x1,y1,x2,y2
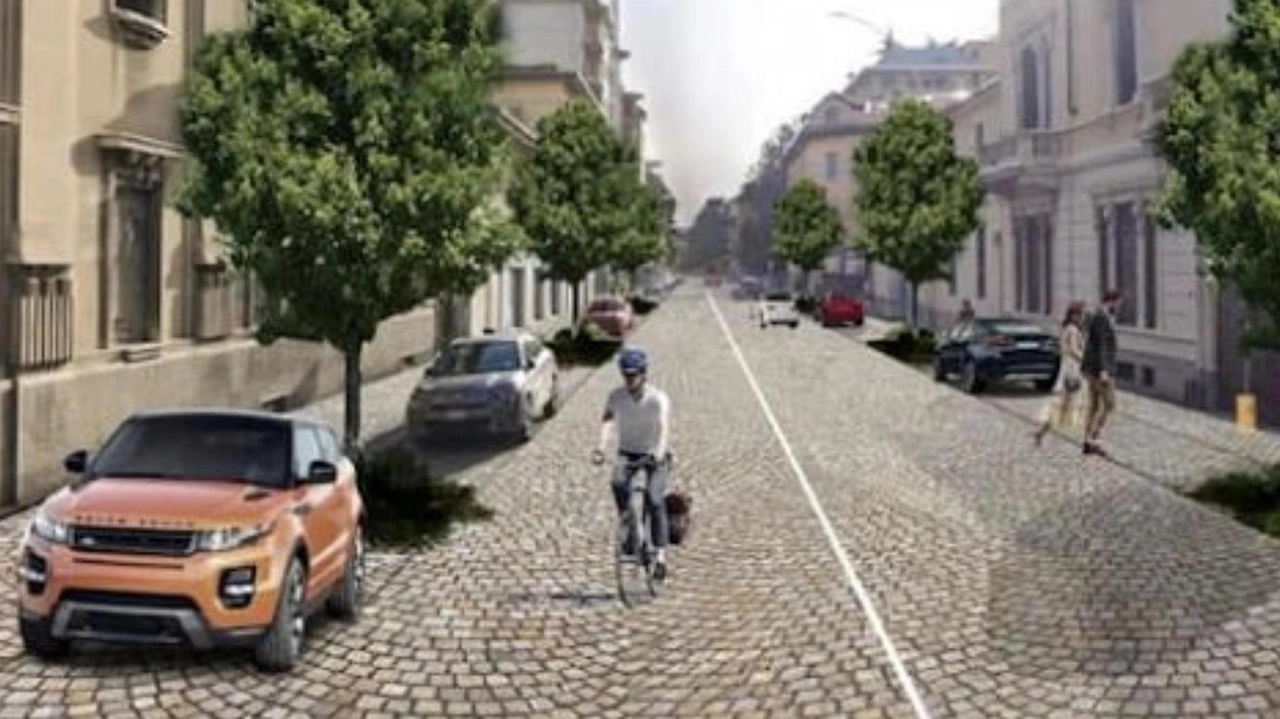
[
  {"x1": 948, "y1": 256, "x2": 957, "y2": 296},
  {"x1": 1095, "y1": 205, "x2": 1110, "y2": 297},
  {"x1": 0, "y1": 0, "x2": 20, "y2": 106},
  {"x1": 975, "y1": 227, "x2": 987, "y2": 300},
  {"x1": 115, "y1": 180, "x2": 163, "y2": 343},
  {"x1": 510, "y1": 267, "x2": 526, "y2": 328},
  {"x1": 1020, "y1": 47, "x2": 1040, "y2": 129},
  {"x1": 1143, "y1": 206, "x2": 1158, "y2": 329},
  {"x1": 117, "y1": 0, "x2": 166, "y2": 20},
  {"x1": 1141, "y1": 366, "x2": 1155, "y2": 387},
  {"x1": 1015, "y1": 214, "x2": 1052, "y2": 315},
  {"x1": 1117, "y1": 361, "x2": 1136, "y2": 383},
  {"x1": 1112, "y1": 201, "x2": 1139, "y2": 326},
  {"x1": 1115, "y1": 0, "x2": 1138, "y2": 105}
]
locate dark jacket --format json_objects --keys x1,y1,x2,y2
[{"x1": 1081, "y1": 309, "x2": 1117, "y2": 377}]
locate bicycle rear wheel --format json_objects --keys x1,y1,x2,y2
[{"x1": 616, "y1": 492, "x2": 656, "y2": 606}]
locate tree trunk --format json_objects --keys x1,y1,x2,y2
[
  {"x1": 571, "y1": 281, "x2": 581, "y2": 324},
  {"x1": 910, "y1": 282, "x2": 920, "y2": 329},
  {"x1": 343, "y1": 343, "x2": 362, "y2": 454}
]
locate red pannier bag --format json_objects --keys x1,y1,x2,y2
[{"x1": 665, "y1": 490, "x2": 692, "y2": 545}]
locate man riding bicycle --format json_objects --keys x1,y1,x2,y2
[{"x1": 592, "y1": 347, "x2": 672, "y2": 579}]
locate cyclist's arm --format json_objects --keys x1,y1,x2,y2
[
  {"x1": 597, "y1": 408, "x2": 615, "y2": 454},
  {"x1": 654, "y1": 394, "x2": 670, "y2": 462}
]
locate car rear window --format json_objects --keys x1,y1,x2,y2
[
  {"x1": 982, "y1": 322, "x2": 1046, "y2": 336},
  {"x1": 91, "y1": 415, "x2": 291, "y2": 487},
  {"x1": 766, "y1": 292, "x2": 792, "y2": 301},
  {"x1": 434, "y1": 340, "x2": 520, "y2": 375}
]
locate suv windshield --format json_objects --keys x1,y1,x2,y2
[
  {"x1": 91, "y1": 415, "x2": 291, "y2": 487},
  {"x1": 434, "y1": 340, "x2": 520, "y2": 376}
]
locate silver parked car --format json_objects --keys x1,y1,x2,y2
[{"x1": 406, "y1": 331, "x2": 560, "y2": 443}]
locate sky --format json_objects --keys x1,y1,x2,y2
[{"x1": 619, "y1": 0, "x2": 999, "y2": 225}]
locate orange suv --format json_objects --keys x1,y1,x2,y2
[{"x1": 15, "y1": 409, "x2": 365, "y2": 672}]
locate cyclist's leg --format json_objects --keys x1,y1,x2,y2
[
  {"x1": 611, "y1": 460, "x2": 634, "y2": 515},
  {"x1": 645, "y1": 460, "x2": 670, "y2": 550}
]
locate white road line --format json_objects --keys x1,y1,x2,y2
[{"x1": 706, "y1": 291, "x2": 934, "y2": 719}]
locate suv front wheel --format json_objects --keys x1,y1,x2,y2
[
  {"x1": 19, "y1": 616, "x2": 69, "y2": 660},
  {"x1": 327, "y1": 528, "x2": 364, "y2": 621},
  {"x1": 255, "y1": 556, "x2": 307, "y2": 672}
]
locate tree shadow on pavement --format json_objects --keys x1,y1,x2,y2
[{"x1": 986, "y1": 480, "x2": 1280, "y2": 683}]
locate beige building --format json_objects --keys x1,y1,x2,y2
[
  {"x1": 917, "y1": 0, "x2": 1276, "y2": 417},
  {"x1": 780, "y1": 39, "x2": 996, "y2": 294},
  {"x1": 0, "y1": 0, "x2": 611, "y2": 508}
]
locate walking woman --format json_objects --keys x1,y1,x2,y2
[{"x1": 1034, "y1": 301, "x2": 1086, "y2": 446}]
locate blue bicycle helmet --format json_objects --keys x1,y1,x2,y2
[{"x1": 618, "y1": 347, "x2": 649, "y2": 375}]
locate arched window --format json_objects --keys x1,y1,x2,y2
[{"x1": 1020, "y1": 46, "x2": 1039, "y2": 129}]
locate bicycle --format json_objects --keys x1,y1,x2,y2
[{"x1": 608, "y1": 453, "x2": 668, "y2": 607}]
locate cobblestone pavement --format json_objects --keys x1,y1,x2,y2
[
  {"x1": 726, "y1": 293, "x2": 1280, "y2": 717},
  {"x1": 852, "y1": 316, "x2": 1280, "y2": 490},
  {"x1": 3, "y1": 289, "x2": 1280, "y2": 717}
]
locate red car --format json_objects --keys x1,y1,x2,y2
[
  {"x1": 818, "y1": 293, "x2": 865, "y2": 327},
  {"x1": 583, "y1": 296, "x2": 634, "y2": 338}
]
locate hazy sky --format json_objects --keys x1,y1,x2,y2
[{"x1": 619, "y1": 0, "x2": 999, "y2": 224}]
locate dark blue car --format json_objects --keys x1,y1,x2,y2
[{"x1": 933, "y1": 317, "x2": 1061, "y2": 394}]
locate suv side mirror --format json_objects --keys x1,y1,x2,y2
[
  {"x1": 63, "y1": 450, "x2": 88, "y2": 474},
  {"x1": 305, "y1": 460, "x2": 338, "y2": 485}
]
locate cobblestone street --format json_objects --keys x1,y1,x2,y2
[{"x1": 3, "y1": 286, "x2": 1280, "y2": 717}]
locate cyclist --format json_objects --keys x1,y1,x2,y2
[{"x1": 592, "y1": 347, "x2": 672, "y2": 579}]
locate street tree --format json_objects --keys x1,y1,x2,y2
[
  {"x1": 1156, "y1": 0, "x2": 1280, "y2": 350},
  {"x1": 609, "y1": 179, "x2": 668, "y2": 290},
  {"x1": 179, "y1": 0, "x2": 511, "y2": 449},
  {"x1": 772, "y1": 179, "x2": 845, "y2": 294},
  {"x1": 509, "y1": 100, "x2": 634, "y2": 320},
  {"x1": 852, "y1": 99, "x2": 983, "y2": 327}
]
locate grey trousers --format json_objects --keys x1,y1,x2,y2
[{"x1": 612, "y1": 453, "x2": 669, "y2": 548}]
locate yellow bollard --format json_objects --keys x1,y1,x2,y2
[{"x1": 1237, "y1": 393, "x2": 1257, "y2": 431}]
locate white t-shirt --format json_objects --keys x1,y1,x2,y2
[{"x1": 604, "y1": 384, "x2": 670, "y2": 456}]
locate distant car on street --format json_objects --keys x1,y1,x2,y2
[
  {"x1": 732, "y1": 277, "x2": 763, "y2": 301},
  {"x1": 933, "y1": 317, "x2": 1061, "y2": 394},
  {"x1": 406, "y1": 332, "x2": 560, "y2": 443},
  {"x1": 818, "y1": 293, "x2": 864, "y2": 327},
  {"x1": 582, "y1": 296, "x2": 634, "y2": 339},
  {"x1": 756, "y1": 291, "x2": 801, "y2": 329}
]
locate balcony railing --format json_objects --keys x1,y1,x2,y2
[
  {"x1": 10, "y1": 264, "x2": 73, "y2": 371},
  {"x1": 978, "y1": 130, "x2": 1062, "y2": 168},
  {"x1": 194, "y1": 263, "x2": 234, "y2": 341}
]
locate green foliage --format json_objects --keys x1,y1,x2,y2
[
  {"x1": 610, "y1": 180, "x2": 668, "y2": 276},
  {"x1": 357, "y1": 445, "x2": 494, "y2": 548},
  {"x1": 180, "y1": 0, "x2": 511, "y2": 349},
  {"x1": 773, "y1": 179, "x2": 845, "y2": 273},
  {"x1": 867, "y1": 326, "x2": 937, "y2": 363},
  {"x1": 1156, "y1": 0, "x2": 1280, "y2": 350},
  {"x1": 853, "y1": 100, "x2": 983, "y2": 322},
  {"x1": 544, "y1": 326, "x2": 619, "y2": 367},
  {"x1": 1186, "y1": 462, "x2": 1280, "y2": 537},
  {"x1": 509, "y1": 100, "x2": 638, "y2": 287}
]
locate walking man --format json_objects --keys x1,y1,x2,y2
[{"x1": 1081, "y1": 290, "x2": 1123, "y2": 456}]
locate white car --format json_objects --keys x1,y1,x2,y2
[{"x1": 757, "y1": 292, "x2": 801, "y2": 329}]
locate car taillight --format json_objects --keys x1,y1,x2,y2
[{"x1": 985, "y1": 335, "x2": 1013, "y2": 348}]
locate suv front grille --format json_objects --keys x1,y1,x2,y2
[
  {"x1": 60, "y1": 590, "x2": 197, "y2": 610},
  {"x1": 70, "y1": 526, "x2": 196, "y2": 557}
]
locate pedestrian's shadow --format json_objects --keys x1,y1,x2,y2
[
  {"x1": 986, "y1": 481, "x2": 1280, "y2": 682},
  {"x1": 507, "y1": 590, "x2": 620, "y2": 609}
]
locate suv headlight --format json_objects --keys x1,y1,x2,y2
[
  {"x1": 196, "y1": 523, "x2": 272, "y2": 552},
  {"x1": 31, "y1": 510, "x2": 70, "y2": 544}
]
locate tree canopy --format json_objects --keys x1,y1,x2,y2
[
  {"x1": 508, "y1": 99, "x2": 637, "y2": 315},
  {"x1": 179, "y1": 0, "x2": 512, "y2": 446},
  {"x1": 853, "y1": 99, "x2": 983, "y2": 325},
  {"x1": 609, "y1": 179, "x2": 668, "y2": 280},
  {"x1": 772, "y1": 179, "x2": 845, "y2": 279},
  {"x1": 1156, "y1": 0, "x2": 1280, "y2": 350}
]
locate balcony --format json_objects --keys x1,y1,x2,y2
[
  {"x1": 9, "y1": 264, "x2": 73, "y2": 372},
  {"x1": 978, "y1": 129, "x2": 1063, "y2": 195}
]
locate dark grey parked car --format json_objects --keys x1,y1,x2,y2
[
  {"x1": 933, "y1": 317, "x2": 1061, "y2": 394},
  {"x1": 406, "y1": 331, "x2": 559, "y2": 443}
]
